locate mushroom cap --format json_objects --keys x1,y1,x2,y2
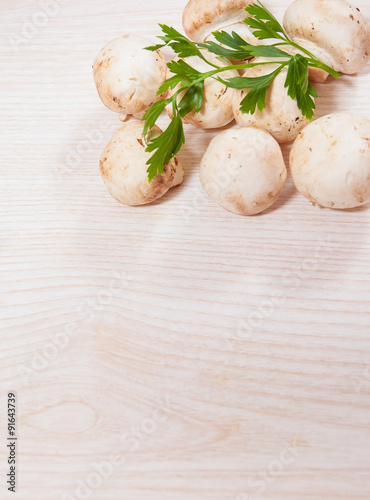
[
  {"x1": 167, "y1": 52, "x2": 239, "y2": 129},
  {"x1": 93, "y1": 34, "x2": 167, "y2": 116},
  {"x1": 283, "y1": 0, "x2": 370, "y2": 74},
  {"x1": 200, "y1": 126, "x2": 287, "y2": 215},
  {"x1": 290, "y1": 113, "x2": 370, "y2": 209},
  {"x1": 232, "y1": 58, "x2": 311, "y2": 143},
  {"x1": 183, "y1": 0, "x2": 256, "y2": 42},
  {"x1": 100, "y1": 121, "x2": 184, "y2": 206}
]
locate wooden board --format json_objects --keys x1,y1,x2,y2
[{"x1": 1, "y1": 0, "x2": 370, "y2": 498}]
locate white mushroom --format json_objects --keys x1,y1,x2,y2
[
  {"x1": 283, "y1": 0, "x2": 370, "y2": 82},
  {"x1": 167, "y1": 51, "x2": 239, "y2": 129},
  {"x1": 232, "y1": 58, "x2": 311, "y2": 143},
  {"x1": 290, "y1": 113, "x2": 370, "y2": 209},
  {"x1": 182, "y1": 0, "x2": 258, "y2": 46},
  {"x1": 93, "y1": 34, "x2": 168, "y2": 121},
  {"x1": 100, "y1": 121, "x2": 184, "y2": 206},
  {"x1": 200, "y1": 126, "x2": 287, "y2": 215}
]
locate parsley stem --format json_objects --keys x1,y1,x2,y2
[
  {"x1": 171, "y1": 61, "x2": 290, "y2": 102},
  {"x1": 188, "y1": 61, "x2": 290, "y2": 87},
  {"x1": 198, "y1": 53, "x2": 220, "y2": 69},
  {"x1": 209, "y1": 60, "x2": 290, "y2": 74},
  {"x1": 307, "y1": 59, "x2": 340, "y2": 79}
]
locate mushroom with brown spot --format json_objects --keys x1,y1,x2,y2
[
  {"x1": 93, "y1": 34, "x2": 168, "y2": 121},
  {"x1": 200, "y1": 126, "x2": 287, "y2": 215},
  {"x1": 100, "y1": 121, "x2": 184, "y2": 206},
  {"x1": 232, "y1": 57, "x2": 312, "y2": 143},
  {"x1": 283, "y1": 0, "x2": 370, "y2": 82},
  {"x1": 290, "y1": 113, "x2": 370, "y2": 209}
]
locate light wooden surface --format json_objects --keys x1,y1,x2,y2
[{"x1": 1, "y1": 0, "x2": 370, "y2": 499}]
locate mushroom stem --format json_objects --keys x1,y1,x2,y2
[
  {"x1": 172, "y1": 163, "x2": 185, "y2": 187},
  {"x1": 133, "y1": 110, "x2": 146, "y2": 120}
]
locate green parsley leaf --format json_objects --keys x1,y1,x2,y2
[
  {"x1": 145, "y1": 105, "x2": 185, "y2": 183},
  {"x1": 245, "y1": 1, "x2": 287, "y2": 40},
  {"x1": 212, "y1": 30, "x2": 251, "y2": 51},
  {"x1": 167, "y1": 59, "x2": 203, "y2": 79},
  {"x1": 145, "y1": 43, "x2": 168, "y2": 52},
  {"x1": 222, "y1": 66, "x2": 285, "y2": 113},
  {"x1": 146, "y1": 24, "x2": 203, "y2": 59},
  {"x1": 285, "y1": 54, "x2": 317, "y2": 121},
  {"x1": 246, "y1": 45, "x2": 290, "y2": 58},
  {"x1": 178, "y1": 82, "x2": 205, "y2": 117},
  {"x1": 285, "y1": 54, "x2": 309, "y2": 94},
  {"x1": 219, "y1": 66, "x2": 283, "y2": 90},
  {"x1": 142, "y1": 98, "x2": 172, "y2": 138},
  {"x1": 201, "y1": 31, "x2": 290, "y2": 60},
  {"x1": 156, "y1": 75, "x2": 189, "y2": 96},
  {"x1": 199, "y1": 40, "x2": 252, "y2": 61},
  {"x1": 240, "y1": 86, "x2": 271, "y2": 113}
]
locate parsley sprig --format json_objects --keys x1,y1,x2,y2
[{"x1": 143, "y1": 1, "x2": 340, "y2": 182}]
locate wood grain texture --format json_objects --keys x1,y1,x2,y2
[{"x1": 1, "y1": 0, "x2": 370, "y2": 499}]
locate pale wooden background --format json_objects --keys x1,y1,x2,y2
[{"x1": 1, "y1": 0, "x2": 370, "y2": 499}]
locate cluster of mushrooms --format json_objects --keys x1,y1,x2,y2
[{"x1": 93, "y1": 0, "x2": 370, "y2": 215}]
